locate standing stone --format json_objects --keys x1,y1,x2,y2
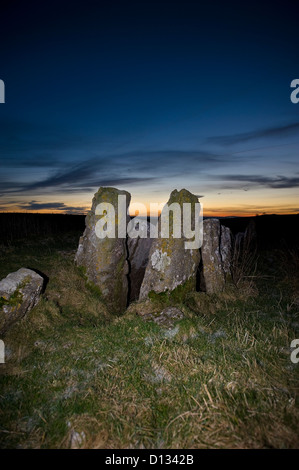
[
  {"x1": 127, "y1": 219, "x2": 154, "y2": 301},
  {"x1": 0, "y1": 268, "x2": 44, "y2": 335},
  {"x1": 220, "y1": 224, "x2": 232, "y2": 278},
  {"x1": 201, "y1": 219, "x2": 224, "y2": 293},
  {"x1": 139, "y1": 189, "x2": 201, "y2": 300},
  {"x1": 244, "y1": 220, "x2": 257, "y2": 250},
  {"x1": 234, "y1": 231, "x2": 244, "y2": 253},
  {"x1": 231, "y1": 220, "x2": 257, "y2": 285},
  {"x1": 201, "y1": 219, "x2": 232, "y2": 293},
  {"x1": 232, "y1": 221, "x2": 256, "y2": 271},
  {"x1": 75, "y1": 187, "x2": 131, "y2": 314}
]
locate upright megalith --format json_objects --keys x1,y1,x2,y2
[
  {"x1": 75, "y1": 187, "x2": 131, "y2": 314},
  {"x1": 201, "y1": 219, "x2": 232, "y2": 293},
  {"x1": 220, "y1": 224, "x2": 232, "y2": 278},
  {"x1": 127, "y1": 219, "x2": 154, "y2": 302},
  {"x1": 139, "y1": 189, "x2": 201, "y2": 300}
]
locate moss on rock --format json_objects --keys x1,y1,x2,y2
[{"x1": 139, "y1": 189, "x2": 201, "y2": 300}]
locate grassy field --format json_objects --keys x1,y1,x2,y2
[{"x1": 0, "y1": 231, "x2": 298, "y2": 449}]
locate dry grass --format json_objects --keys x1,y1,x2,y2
[
  {"x1": 231, "y1": 221, "x2": 258, "y2": 288},
  {"x1": 0, "y1": 234, "x2": 299, "y2": 449}
]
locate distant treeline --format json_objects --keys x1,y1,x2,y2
[
  {"x1": 0, "y1": 212, "x2": 298, "y2": 249},
  {"x1": 220, "y1": 214, "x2": 299, "y2": 249},
  {"x1": 0, "y1": 213, "x2": 85, "y2": 243}
]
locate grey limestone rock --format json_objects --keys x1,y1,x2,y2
[
  {"x1": 201, "y1": 219, "x2": 232, "y2": 293},
  {"x1": 75, "y1": 187, "x2": 131, "y2": 314},
  {"x1": 127, "y1": 218, "x2": 154, "y2": 301},
  {"x1": 0, "y1": 268, "x2": 44, "y2": 335},
  {"x1": 139, "y1": 189, "x2": 201, "y2": 300}
]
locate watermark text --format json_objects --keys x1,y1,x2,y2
[
  {"x1": 95, "y1": 197, "x2": 203, "y2": 249},
  {"x1": 290, "y1": 79, "x2": 299, "y2": 104},
  {"x1": 0, "y1": 79, "x2": 5, "y2": 103}
]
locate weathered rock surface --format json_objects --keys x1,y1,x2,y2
[
  {"x1": 244, "y1": 220, "x2": 257, "y2": 249},
  {"x1": 75, "y1": 187, "x2": 131, "y2": 314},
  {"x1": 139, "y1": 189, "x2": 201, "y2": 300},
  {"x1": 231, "y1": 220, "x2": 257, "y2": 284},
  {"x1": 220, "y1": 224, "x2": 232, "y2": 277},
  {"x1": 201, "y1": 219, "x2": 224, "y2": 293},
  {"x1": 0, "y1": 268, "x2": 44, "y2": 335},
  {"x1": 127, "y1": 218, "x2": 154, "y2": 301},
  {"x1": 234, "y1": 231, "x2": 244, "y2": 253},
  {"x1": 234, "y1": 220, "x2": 257, "y2": 256},
  {"x1": 201, "y1": 219, "x2": 232, "y2": 293},
  {"x1": 156, "y1": 306, "x2": 184, "y2": 328},
  {"x1": 126, "y1": 299, "x2": 184, "y2": 328}
]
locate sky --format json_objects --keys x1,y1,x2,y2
[{"x1": 0, "y1": 0, "x2": 298, "y2": 216}]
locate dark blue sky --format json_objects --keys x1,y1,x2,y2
[{"x1": 0, "y1": 0, "x2": 298, "y2": 215}]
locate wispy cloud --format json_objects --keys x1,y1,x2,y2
[
  {"x1": 218, "y1": 173, "x2": 299, "y2": 189},
  {"x1": 17, "y1": 201, "x2": 87, "y2": 213},
  {"x1": 207, "y1": 122, "x2": 299, "y2": 146},
  {"x1": 0, "y1": 149, "x2": 236, "y2": 195},
  {"x1": 206, "y1": 204, "x2": 299, "y2": 215}
]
